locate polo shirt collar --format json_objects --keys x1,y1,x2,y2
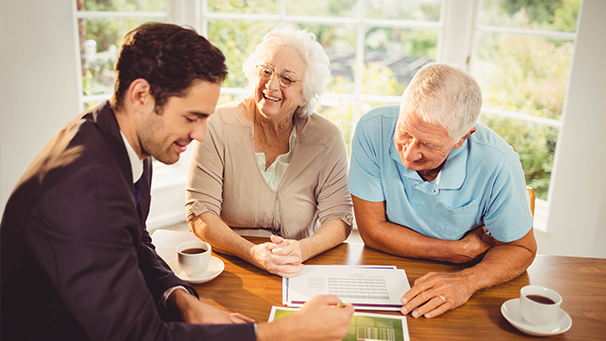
[
  {"x1": 439, "y1": 140, "x2": 468, "y2": 189},
  {"x1": 389, "y1": 136, "x2": 468, "y2": 190}
]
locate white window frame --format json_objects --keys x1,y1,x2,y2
[
  {"x1": 173, "y1": 0, "x2": 449, "y2": 124},
  {"x1": 75, "y1": 0, "x2": 578, "y2": 230},
  {"x1": 466, "y1": 0, "x2": 577, "y2": 231}
]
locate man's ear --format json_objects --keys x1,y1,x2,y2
[
  {"x1": 454, "y1": 127, "x2": 477, "y2": 149},
  {"x1": 126, "y1": 78, "x2": 152, "y2": 113}
]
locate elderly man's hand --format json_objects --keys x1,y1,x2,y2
[
  {"x1": 457, "y1": 226, "x2": 496, "y2": 263},
  {"x1": 400, "y1": 271, "x2": 476, "y2": 318},
  {"x1": 250, "y1": 237, "x2": 305, "y2": 277}
]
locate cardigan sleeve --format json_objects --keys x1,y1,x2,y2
[
  {"x1": 185, "y1": 115, "x2": 225, "y2": 221},
  {"x1": 314, "y1": 128, "x2": 354, "y2": 229}
]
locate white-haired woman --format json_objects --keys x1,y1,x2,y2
[{"x1": 185, "y1": 27, "x2": 353, "y2": 277}]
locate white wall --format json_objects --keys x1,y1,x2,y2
[
  {"x1": 0, "y1": 0, "x2": 185, "y2": 230},
  {"x1": 0, "y1": 0, "x2": 80, "y2": 218},
  {"x1": 536, "y1": 0, "x2": 606, "y2": 258}
]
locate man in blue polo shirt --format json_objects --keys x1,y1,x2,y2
[{"x1": 349, "y1": 63, "x2": 537, "y2": 319}]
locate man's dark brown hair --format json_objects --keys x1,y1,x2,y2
[{"x1": 111, "y1": 22, "x2": 227, "y2": 112}]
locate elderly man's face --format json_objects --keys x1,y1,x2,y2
[{"x1": 394, "y1": 112, "x2": 458, "y2": 173}]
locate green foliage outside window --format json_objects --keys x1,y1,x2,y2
[
  {"x1": 209, "y1": 0, "x2": 277, "y2": 14},
  {"x1": 79, "y1": 0, "x2": 167, "y2": 98},
  {"x1": 208, "y1": 20, "x2": 275, "y2": 89},
  {"x1": 77, "y1": 0, "x2": 580, "y2": 200},
  {"x1": 475, "y1": 0, "x2": 579, "y2": 199}
]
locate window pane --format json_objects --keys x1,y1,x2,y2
[
  {"x1": 474, "y1": 0, "x2": 580, "y2": 202},
  {"x1": 363, "y1": 28, "x2": 437, "y2": 96},
  {"x1": 208, "y1": 0, "x2": 277, "y2": 14},
  {"x1": 317, "y1": 98, "x2": 355, "y2": 153},
  {"x1": 295, "y1": 24, "x2": 357, "y2": 94},
  {"x1": 318, "y1": 99, "x2": 396, "y2": 155},
  {"x1": 285, "y1": 0, "x2": 358, "y2": 17},
  {"x1": 217, "y1": 94, "x2": 238, "y2": 106},
  {"x1": 479, "y1": 0, "x2": 580, "y2": 32},
  {"x1": 83, "y1": 101, "x2": 102, "y2": 110},
  {"x1": 367, "y1": 0, "x2": 442, "y2": 21},
  {"x1": 474, "y1": 32, "x2": 574, "y2": 120},
  {"x1": 79, "y1": 17, "x2": 166, "y2": 96},
  {"x1": 479, "y1": 114, "x2": 557, "y2": 200},
  {"x1": 80, "y1": 0, "x2": 167, "y2": 12},
  {"x1": 208, "y1": 20, "x2": 276, "y2": 89}
]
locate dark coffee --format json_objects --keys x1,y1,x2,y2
[
  {"x1": 526, "y1": 294, "x2": 556, "y2": 304},
  {"x1": 180, "y1": 247, "x2": 208, "y2": 255}
]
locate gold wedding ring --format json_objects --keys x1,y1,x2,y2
[{"x1": 438, "y1": 294, "x2": 446, "y2": 303}]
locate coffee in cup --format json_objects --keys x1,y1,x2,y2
[
  {"x1": 519, "y1": 285, "x2": 562, "y2": 326},
  {"x1": 176, "y1": 241, "x2": 212, "y2": 276}
]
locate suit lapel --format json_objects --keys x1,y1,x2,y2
[{"x1": 89, "y1": 101, "x2": 152, "y2": 226}]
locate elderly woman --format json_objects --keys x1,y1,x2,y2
[{"x1": 185, "y1": 27, "x2": 353, "y2": 277}]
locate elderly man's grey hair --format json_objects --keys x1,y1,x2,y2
[
  {"x1": 399, "y1": 63, "x2": 482, "y2": 142},
  {"x1": 242, "y1": 26, "x2": 331, "y2": 118}
]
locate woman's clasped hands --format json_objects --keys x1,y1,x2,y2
[{"x1": 250, "y1": 234, "x2": 307, "y2": 277}]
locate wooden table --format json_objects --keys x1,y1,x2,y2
[{"x1": 163, "y1": 234, "x2": 606, "y2": 340}]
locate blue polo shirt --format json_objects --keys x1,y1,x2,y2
[{"x1": 348, "y1": 105, "x2": 533, "y2": 242}]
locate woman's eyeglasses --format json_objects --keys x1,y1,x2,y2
[{"x1": 256, "y1": 64, "x2": 303, "y2": 88}]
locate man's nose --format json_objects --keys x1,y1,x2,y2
[
  {"x1": 190, "y1": 121, "x2": 207, "y2": 142},
  {"x1": 402, "y1": 139, "x2": 422, "y2": 162}
]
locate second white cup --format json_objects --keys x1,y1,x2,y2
[
  {"x1": 176, "y1": 241, "x2": 212, "y2": 277},
  {"x1": 519, "y1": 285, "x2": 562, "y2": 326}
]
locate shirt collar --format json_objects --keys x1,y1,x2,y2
[
  {"x1": 439, "y1": 141, "x2": 467, "y2": 189},
  {"x1": 120, "y1": 130, "x2": 143, "y2": 184}
]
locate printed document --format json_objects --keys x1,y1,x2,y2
[{"x1": 283, "y1": 265, "x2": 410, "y2": 311}]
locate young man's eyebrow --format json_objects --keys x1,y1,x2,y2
[{"x1": 188, "y1": 111, "x2": 210, "y2": 117}]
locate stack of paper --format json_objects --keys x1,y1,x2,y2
[{"x1": 283, "y1": 265, "x2": 410, "y2": 311}]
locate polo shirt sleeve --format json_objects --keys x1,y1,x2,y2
[
  {"x1": 483, "y1": 151, "x2": 534, "y2": 242},
  {"x1": 348, "y1": 116, "x2": 386, "y2": 202}
]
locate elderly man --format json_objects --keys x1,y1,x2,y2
[{"x1": 349, "y1": 63, "x2": 537, "y2": 319}]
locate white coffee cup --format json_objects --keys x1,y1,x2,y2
[
  {"x1": 176, "y1": 241, "x2": 212, "y2": 277},
  {"x1": 519, "y1": 285, "x2": 562, "y2": 326}
]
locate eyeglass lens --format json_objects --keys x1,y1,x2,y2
[{"x1": 257, "y1": 65, "x2": 298, "y2": 87}]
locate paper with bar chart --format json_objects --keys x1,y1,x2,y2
[{"x1": 283, "y1": 265, "x2": 410, "y2": 311}]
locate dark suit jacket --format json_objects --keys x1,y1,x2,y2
[{"x1": 1, "y1": 101, "x2": 255, "y2": 340}]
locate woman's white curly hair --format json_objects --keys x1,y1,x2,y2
[{"x1": 242, "y1": 26, "x2": 331, "y2": 118}]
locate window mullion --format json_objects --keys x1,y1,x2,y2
[
  {"x1": 75, "y1": 11, "x2": 167, "y2": 19},
  {"x1": 278, "y1": 0, "x2": 286, "y2": 27},
  {"x1": 439, "y1": 0, "x2": 477, "y2": 70},
  {"x1": 352, "y1": 0, "x2": 367, "y2": 126},
  {"x1": 476, "y1": 25, "x2": 576, "y2": 40},
  {"x1": 200, "y1": 0, "x2": 207, "y2": 36}
]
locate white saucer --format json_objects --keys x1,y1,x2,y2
[
  {"x1": 501, "y1": 298, "x2": 572, "y2": 337},
  {"x1": 168, "y1": 256, "x2": 224, "y2": 284}
]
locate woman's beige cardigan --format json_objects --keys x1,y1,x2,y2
[{"x1": 185, "y1": 98, "x2": 353, "y2": 240}]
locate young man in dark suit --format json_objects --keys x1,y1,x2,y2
[{"x1": 1, "y1": 22, "x2": 353, "y2": 340}]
